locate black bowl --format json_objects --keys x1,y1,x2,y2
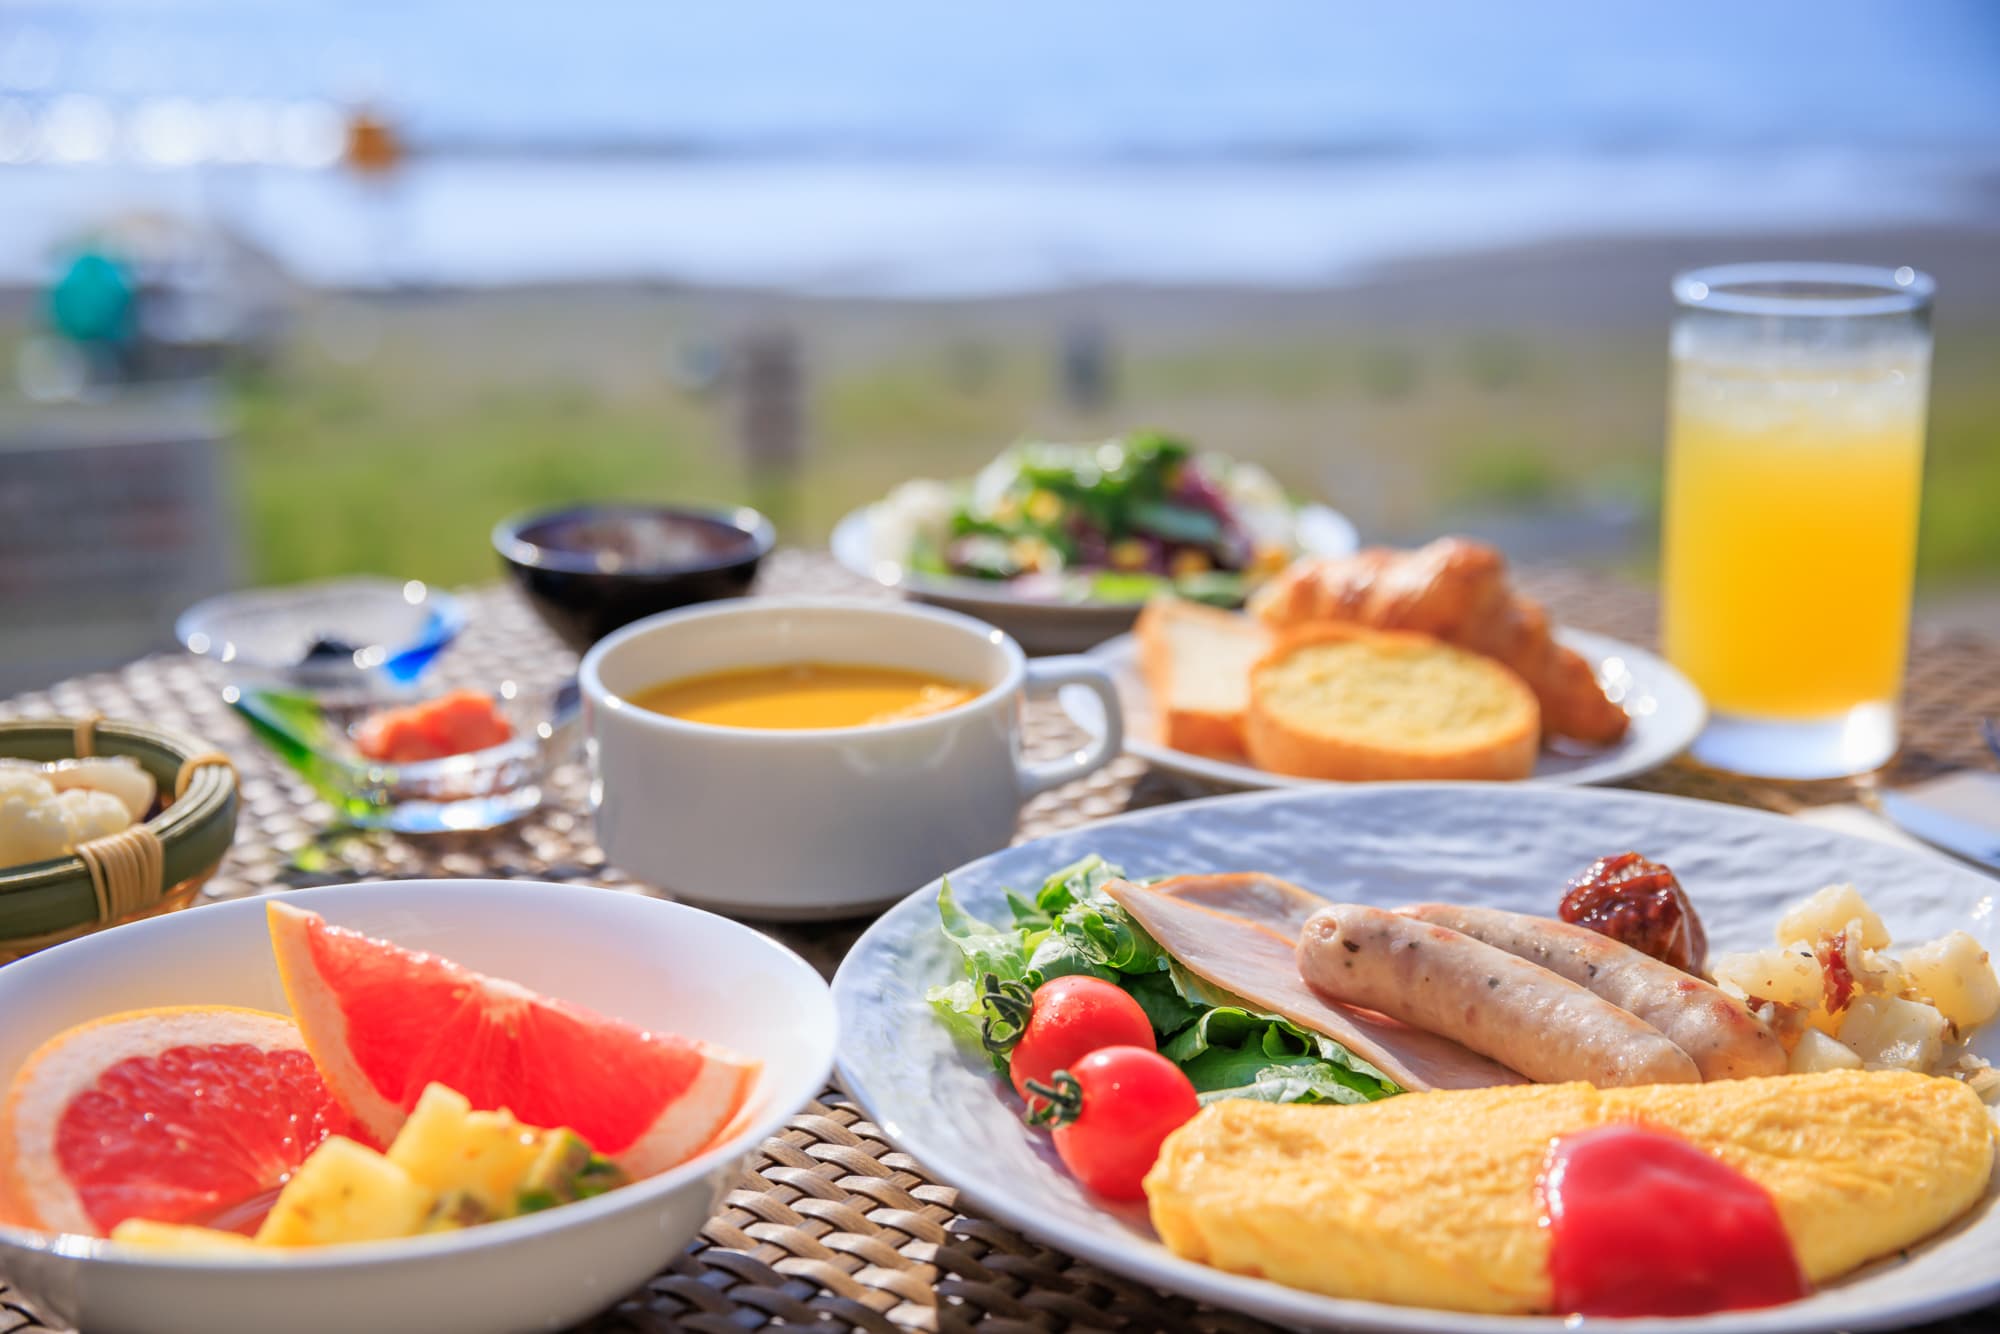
[{"x1": 494, "y1": 504, "x2": 776, "y2": 652}]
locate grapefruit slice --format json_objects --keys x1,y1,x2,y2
[
  {"x1": 267, "y1": 902, "x2": 759, "y2": 1178},
  {"x1": 0, "y1": 1006, "x2": 355, "y2": 1237}
]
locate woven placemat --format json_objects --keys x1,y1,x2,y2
[{"x1": 2, "y1": 551, "x2": 1995, "y2": 1333}]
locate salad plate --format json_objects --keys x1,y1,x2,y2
[
  {"x1": 830, "y1": 434, "x2": 1359, "y2": 653},
  {"x1": 1060, "y1": 627, "x2": 1705, "y2": 790},
  {"x1": 831, "y1": 783, "x2": 2000, "y2": 1334}
]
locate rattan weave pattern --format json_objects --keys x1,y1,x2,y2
[{"x1": 2, "y1": 550, "x2": 1996, "y2": 1333}]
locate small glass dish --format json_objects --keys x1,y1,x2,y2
[
  {"x1": 178, "y1": 577, "x2": 468, "y2": 695},
  {"x1": 228, "y1": 679, "x2": 579, "y2": 833}
]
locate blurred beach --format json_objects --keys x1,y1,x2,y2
[
  {"x1": 4, "y1": 0, "x2": 1999, "y2": 688},
  {"x1": 5, "y1": 0, "x2": 2000, "y2": 290}
]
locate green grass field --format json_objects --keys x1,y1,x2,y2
[{"x1": 221, "y1": 292, "x2": 2000, "y2": 595}]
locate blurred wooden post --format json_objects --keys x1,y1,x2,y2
[
  {"x1": 1059, "y1": 320, "x2": 1114, "y2": 416},
  {"x1": 732, "y1": 328, "x2": 804, "y2": 534}
]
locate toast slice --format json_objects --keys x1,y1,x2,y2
[
  {"x1": 1135, "y1": 599, "x2": 1272, "y2": 757},
  {"x1": 1245, "y1": 624, "x2": 1539, "y2": 781}
]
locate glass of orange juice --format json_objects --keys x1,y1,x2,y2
[{"x1": 1662, "y1": 263, "x2": 1933, "y2": 779}]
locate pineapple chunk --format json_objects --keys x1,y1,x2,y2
[
  {"x1": 1900, "y1": 931, "x2": 2000, "y2": 1031},
  {"x1": 421, "y1": 1191, "x2": 493, "y2": 1233},
  {"x1": 1775, "y1": 884, "x2": 1888, "y2": 949},
  {"x1": 517, "y1": 1130, "x2": 627, "y2": 1214},
  {"x1": 1711, "y1": 945, "x2": 1824, "y2": 1010},
  {"x1": 1837, "y1": 995, "x2": 1949, "y2": 1072},
  {"x1": 255, "y1": 1137, "x2": 435, "y2": 1247},
  {"x1": 111, "y1": 1219, "x2": 269, "y2": 1256},
  {"x1": 1788, "y1": 1028, "x2": 1865, "y2": 1074},
  {"x1": 387, "y1": 1083, "x2": 546, "y2": 1217}
]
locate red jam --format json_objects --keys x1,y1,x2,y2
[{"x1": 1540, "y1": 1125, "x2": 1809, "y2": 1318}]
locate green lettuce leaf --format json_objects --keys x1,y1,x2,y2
[
  {"x1": 922, "y1": 976, "x2": 992, "y2": 1055},
  {"x1": 1032, "y1": 855, "x2": 1121, "y2": 915},
  {"x1": 936, "y1": 879, "x2": 1032, "y2": 984},
  {"x1": 1029, "y1": 855, "x2": 1167, "y2": 975},
  {"x1": 1162, "y1": 1006, "x2": 1400, "y2": 1105},
  {"x1": 1082, "y1": 571, "x2": 1171, "y2": 604},
  {"x1": 1171, "y1": 570, "x2": 1249, "y2": 607},
  {"x1": 1191, "y1": 1060, "x2": 1389, "y2": 1107},
  {"x1": 1025, "y1": 929, "x2": 1118, "y2": 984},
  {"x1": 1127, "y1": 500, "x2": 1222, "y2": 546},
  {"x1": 1124, "y1": 971, "x2": 1205, "y2": 1036},
  {"x1": 929, "y1": 854, "x2": 1399, "y2": 1107},
  {"x1": 927, "y1": 880, "x2": 1034, "y2": 1068}
]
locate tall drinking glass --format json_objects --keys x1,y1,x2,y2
[{"x1": 1661, "y1": 263, "x2": 1932, "y2": 779}]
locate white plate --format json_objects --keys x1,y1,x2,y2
[
  {"x1": 1060, "y1": 626, "x2": 1705, "y2": 789},
  {"x1": 0, "y1": 880, "x2": 837, "y2": 1334},
  {"x1": 832, "y1": 784, "x2": 2000, "y2": 1334},
  {"x1": 830, "y1": 502, "x2": 1359, "y2": 654}
]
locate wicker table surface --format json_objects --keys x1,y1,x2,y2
[{"x1": 3, "y1": 549, "x2": 1996, "y2": 1334}]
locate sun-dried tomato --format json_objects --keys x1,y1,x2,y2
[
  {"x1": 1559, "y1": 852, "x2": 1709, "y2": 974},
  {"x1": 1814, "y1": 931, "x2": 1856, "y2": 1014}
]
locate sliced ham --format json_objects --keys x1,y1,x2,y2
[
  {"x1": 1102, "y1": 880, "x2": 1526, "y2": 1091},
  {"x1": 1149, "y1": 872, "x2": 1329, "y2": 939}
]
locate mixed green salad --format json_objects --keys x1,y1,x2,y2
[
  {"x1": 930, "y1": 855, "x2": 1401, "y2": 1107},
  {"x1": 873, "y1": 433, "x2": 1299, "y2": 606}
]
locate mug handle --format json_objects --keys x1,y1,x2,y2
[{"x1": 1015, "y1": 656, "x2": 1124, "y2": 800}]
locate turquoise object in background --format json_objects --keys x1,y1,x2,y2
[{"x1": 47, "y1": 250, "x2": 137, "y2": 345}]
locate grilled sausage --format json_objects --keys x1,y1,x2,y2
[
  {"x1": 1398, "y1": 903, "x2": 1782, "y2": 1080},
  {"x1": 1296, "y1": 904, "x2": 1699, "y2": 1087}
]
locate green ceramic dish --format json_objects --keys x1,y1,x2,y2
[{"x1": 0, "y1": 717, "x2": 239, "y2": 952}]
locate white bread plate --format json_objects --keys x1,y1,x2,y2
[{"x1": 1062, "y1": 625, "x2": 1705, "y2": 790}]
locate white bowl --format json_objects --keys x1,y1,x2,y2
[{"x1": 0, "y1": 880, "x2": 837, "y2": 1334}]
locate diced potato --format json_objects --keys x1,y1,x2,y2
[
  {"x1": 256, "y1": 1137, "x2": 435, "y2": 1247},
  {"x1": 1900, "y1": 931, "x2": 2000, "y2": 1031},
  {"x1": 110, "y1": 1219, "x2": 268, "y2": 1256},
  {"x1": 1775, "y1": 884, "x2": 1888, "y2": 950},
  {"x1": 386, "y1": 1082, "x2": 544, "y2": 1216},
  {"x1": 1711, "y1": 946, "x2": 1824, "y2": 1010},
  {"x1": 1851, "y1": 946, "x2": 1909, "y2": 1000},
  {"x1": 1837, "y1": 995, "x2": 1949, "y2": 1072},
  {"x1": 1788, "y1": 1028, "x2": 1865, "y2": 1074}
]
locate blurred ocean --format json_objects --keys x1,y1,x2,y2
[{"x1": 3, "y1": 0, "x2": 1999, "y2": 292}]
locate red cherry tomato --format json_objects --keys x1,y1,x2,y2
[
  {"x1": 1002, "y1": 975, "x2": 1155, "y2": 1106},
  {"x1": 1029, "y1": 1046, "x2": 1200, "y2": 1201}
]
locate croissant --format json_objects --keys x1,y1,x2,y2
[{"x1": 1248, "y1": 539, "x2": 1630, "y2": 746}]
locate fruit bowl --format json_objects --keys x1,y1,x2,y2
[{"x1": 0, "y1": 879, "x2": 837, "y2": 1334}]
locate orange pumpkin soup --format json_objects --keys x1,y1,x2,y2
[{"x1": 628, "y1": 663, "x2": 982, "y2": 730}]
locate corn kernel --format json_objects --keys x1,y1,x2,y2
[
  {"x1": 1009, "y1": 537, "x2": 1050, "y2": 572},
  {"x1": 1170, "y1": 550, "x2": 1212, "y2": 578},
  {"x1": 1109, "y1": 540, "x2": 1151, "y2": 571}
]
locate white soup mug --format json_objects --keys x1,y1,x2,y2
[{"x1": 579, "y1": 598, "x2": 1123, "y2": 918}]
